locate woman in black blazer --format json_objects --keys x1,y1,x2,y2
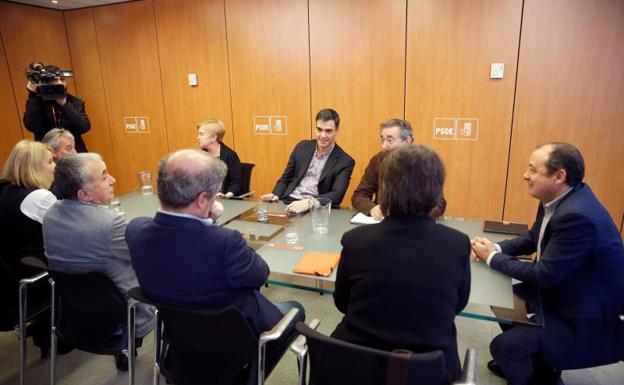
[
  {"x1": 332, "y1": 144, "x2": 471, "y2": 381},
  {"x1": 197, "y1": 120, "x2": 243, "y2": 197}
]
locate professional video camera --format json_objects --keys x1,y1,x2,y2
[{"x1": 25, "y1": 62, "x2": 74, "y2": 101}]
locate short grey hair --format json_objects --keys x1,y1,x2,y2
[
  {"x1": 54, "y1": 153, "x2": 103, "y2": 199},
  {"x1": 379, "y1": 119, "x2": 414, "y2": 143},
  {"x1": 42, "y1": 128, "x2": 75, "y2": 151},
  {"x1": 157, "y1": 149, "x2": 227, "y2": 209}
]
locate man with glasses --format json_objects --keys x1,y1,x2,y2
[
  {"x1": 261, "y1": 108, "x2": 355, "y2": 213},
  {"x1": 352, "y1": 119, "x2": 446, "y2": 220}
]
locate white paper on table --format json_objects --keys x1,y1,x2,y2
[{"x1": 350, "y1": 212, "x2": 381, "y2": 225}]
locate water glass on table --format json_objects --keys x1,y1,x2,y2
[
  {"x1": 137, "y1": 171, "x2": 153, "y2": 195},
  {"x1": 255, "y1": 202, "x2": 269, "y2": 223},
  {"x1": 311, "y1": 197, "x2": 331, "y2": 235},
  {"x1": 108, "y1": 198, "x2": 124, "y2": 215},
  {"x1": 284, "y1": 223, "x2": 299, "y2": 246}
]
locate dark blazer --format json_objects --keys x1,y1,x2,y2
[
  {"x1": 492, "y1": 183, "x2": 624, "y2": 368},
  {"x1": 126, "y1": 212, "x2": 282, "y2": 335},
  {"x1": 217, "y1": 142, "x2": 243, "y2": 196},
  {"x1": 332, "y1": 214, "x2": 471, "y2": 380},
  {"x1": 23, "y1": 91, "x2": 91, "y2": 152},
  {"x1": 272, "y1": 140, "x2": 355, "y2": 208}
]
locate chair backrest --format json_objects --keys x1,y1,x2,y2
[
  {"x1": 129, "y1": 288, "x2": 258, "y2": 385},
  {"x1": 296, "y1": 323, "x2": 451, "y2": 385},
  {"x1": 0, "y1": 257, "x2": 19, "y2": 330},
  {"x1": 239, "y1": 163, "x2": 255, "y2": 196},
  {"x1": 49, "y1": 269, "x2": 127, "y2": 354}
]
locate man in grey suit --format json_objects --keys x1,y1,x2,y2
[{"x1": 42, "y1": 153, "x2": 154, "y2": 371}]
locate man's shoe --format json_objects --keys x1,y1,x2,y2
[
  {"x1": 487, "y1": 360, "x2": 506, "y2": 379},
  {"x1": 114, "y1": 353, "x2": 128, "y2": 371},
  {"x1": 531, "y1": 368, "x2": 563, "y2": 385}
]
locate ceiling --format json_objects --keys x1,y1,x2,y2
[{"x1": 7, "y1": 0, "x2": 133, "y2": 11}]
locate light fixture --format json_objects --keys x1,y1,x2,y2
[{"x1": 51, "y1": 0, "x2": 59, "y2": 4}]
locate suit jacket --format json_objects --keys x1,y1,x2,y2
[
  {"x1": 351, "y1": 151, "x2": 447, "y2": 218},
  {"x1": 332, "y1": 214, "x2": 471, "y2": 380},
  {"x1": 272, "y1": 140, "x2": 355, "y2": 208},
  {"x1": 42, "y1": 199, "x2": 154, "y2": 337},
  {"x1": 126, "y1": 212, "x2": 282, "y2": 335},
  {"x1": 492, "y1": 184, "x2": 624, "y2": 368},
  {"x1": 218, "y1": 142, "x2": 243, "y2": 196}
]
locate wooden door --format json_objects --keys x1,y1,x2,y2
[
  {"x1": 309, "y1": 0, "x2": 406, "y2": 208},
  {"x1": 405, "y1": 0, "x2": 523, "y2": 219},
  {"x1": 225, "y1": 0, "x2": 311, "y2": 196},
  {"x1": 504, "y1": 0, "x2": 624, "y2": 226}
]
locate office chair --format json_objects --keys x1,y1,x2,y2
[
  {"x1": 1, "y1": 256, "x2": 49, "y2": 385},
  {"x1": 127, "y1": 287, "x2": 299, "y2": 385},
  {"x1": 238, "y1": 162, "x2": 255, "y2": 198},
  {"x1": 47, "y1": 269, "x2": 130, "y2": 385},
  {"x1": 291, "y1": 321, "x2": 477, "y2": 385}
]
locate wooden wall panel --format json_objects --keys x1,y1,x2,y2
[
  {"x1": 64, "y1": 8, "x2": 117, "y2": 178},
  {"x1": 225, "y1": 0, "x2": 310, "y2": 196},
  {"x1": 0, "y1": 32, "x2": 23, "y2": 165},
  {"x1": 405, "y1": 0, "x2": 522, "y2": 219},
  {"x1": 504, "y1": 0, "x2": 624, "y2": 226},
  {"x1": 309, "y1": 0, "x2": 406, "y2": 208},
  {"x1": 0, "y1": 1, "x2": 75, "y2": 139},
  {"x1": 154, "y1": 0, "x2": 233, "y2": 152},
  {"x1": 93, "y1": 0, "x2": 169, "y2": 194}
]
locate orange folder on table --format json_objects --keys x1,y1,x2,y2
[{"x1": 293, "y1": 251, "x2": 340, "y2": 277}]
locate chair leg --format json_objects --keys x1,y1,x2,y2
[
  {"x1": 297, "y1": 355, "x2": 307, "y2": 385},
  {"x1": 50, "y1": 280, "x2": 57, "y2": 385},
  {"x1": 19, "y1": 282, "x2": 28, "y2": 385},
  {"x1": 153, "y1": 310, "x2": 161, "y2": 385},
  {"x1": 128, "y1": 301, "x2": 136, "y2": 385}
]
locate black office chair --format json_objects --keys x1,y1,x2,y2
[
  {"x1": 47, "y1": 269, "x2": 129, "y2": 385},
  {"x1": 1, "y1": 256, "x2": 50, "y2": 385},
  {"x1": 291, "y1": 321, "x2": 477, "y2": 385},
  {"x1": 238, "y1": 162, "x2": 255, "y2": 198},
  {"x1": 127, "y1": 287, "x2": 299, "y2": 385}
]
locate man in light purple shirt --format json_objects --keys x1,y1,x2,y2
[{"x1": 261, "y1": 108, "x2": 355, "y2": 213}]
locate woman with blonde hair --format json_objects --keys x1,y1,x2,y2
[
  {"x1": 0, "y1": 140, "x2": 57, "y2": 357},
  {"x1": 197, "y1": 120, "x2": 243, "y2": 197},
  {"x1": 0, "y1": 140, "x2": 56, "y2": 272}
]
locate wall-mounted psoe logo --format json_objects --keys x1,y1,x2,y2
[
  {"x1": 253, "y1": 116, "x2": 288, "y2": 135},
  {"x1": 433, "y1": 117, "x2": 478, "y2": 141},
  {"x1": 124, "y1": 117, "x2": 150, "y2": 133}
]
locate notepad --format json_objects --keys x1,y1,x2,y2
[
  {"x1": 293, "y1": 251, "x2": 340, "y2": 277},
  {"x1": 350, "y1": 212, "x2": 381, "y2": 225},
  {"x1": 483, "y1": 220, "x2": 528, "y2": 235}
]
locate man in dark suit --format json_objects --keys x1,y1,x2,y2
[
  {"x1": 126, "y1": 149, "x2": 305, "y2": 372},
  {"x1": 261, "y1": 108, "x2": 355, "y2": 212},
  {"x1": 472, "y1": 142, "x2": 624, "y2": 385}
]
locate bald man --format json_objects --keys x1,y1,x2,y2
[{"x1": 126, "y1": 149, "x2": 305, "y2": 381}]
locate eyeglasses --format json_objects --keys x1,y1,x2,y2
[{"x1": 380, "y1": 137, "x2": 399, "y2": 145}]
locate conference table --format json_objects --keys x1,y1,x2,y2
[{"x1": 118, "y1": 192, "x2": 540, "y2": 326}]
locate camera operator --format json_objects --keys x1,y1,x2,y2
[{"x1": 23, "y1": 63, "x2": 91, "y2": 152}]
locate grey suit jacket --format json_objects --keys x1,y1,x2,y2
[{"x1": 42, "y1": 199, "x2": 154, "y2": 337}]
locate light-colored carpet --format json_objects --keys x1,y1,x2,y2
[{"x1": 1, "y1": 285, "x2": 622, "y2": 385}]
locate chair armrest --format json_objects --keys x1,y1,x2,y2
[
  {"x1": 19, "y1": 271, "x2": 49, "y2": 286},
  {"x1": 259, "y1": 308, "x2": 299, "y2": 346},
  {"x1": 290, "y1": 319, "x2": 320, "y2": 357},
  {"x1": 20, "y1": 256, "x2": 48, "y2": 270},
  {"x1": 453, "y1": 348, "x2": 477, "y2": 385}
]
